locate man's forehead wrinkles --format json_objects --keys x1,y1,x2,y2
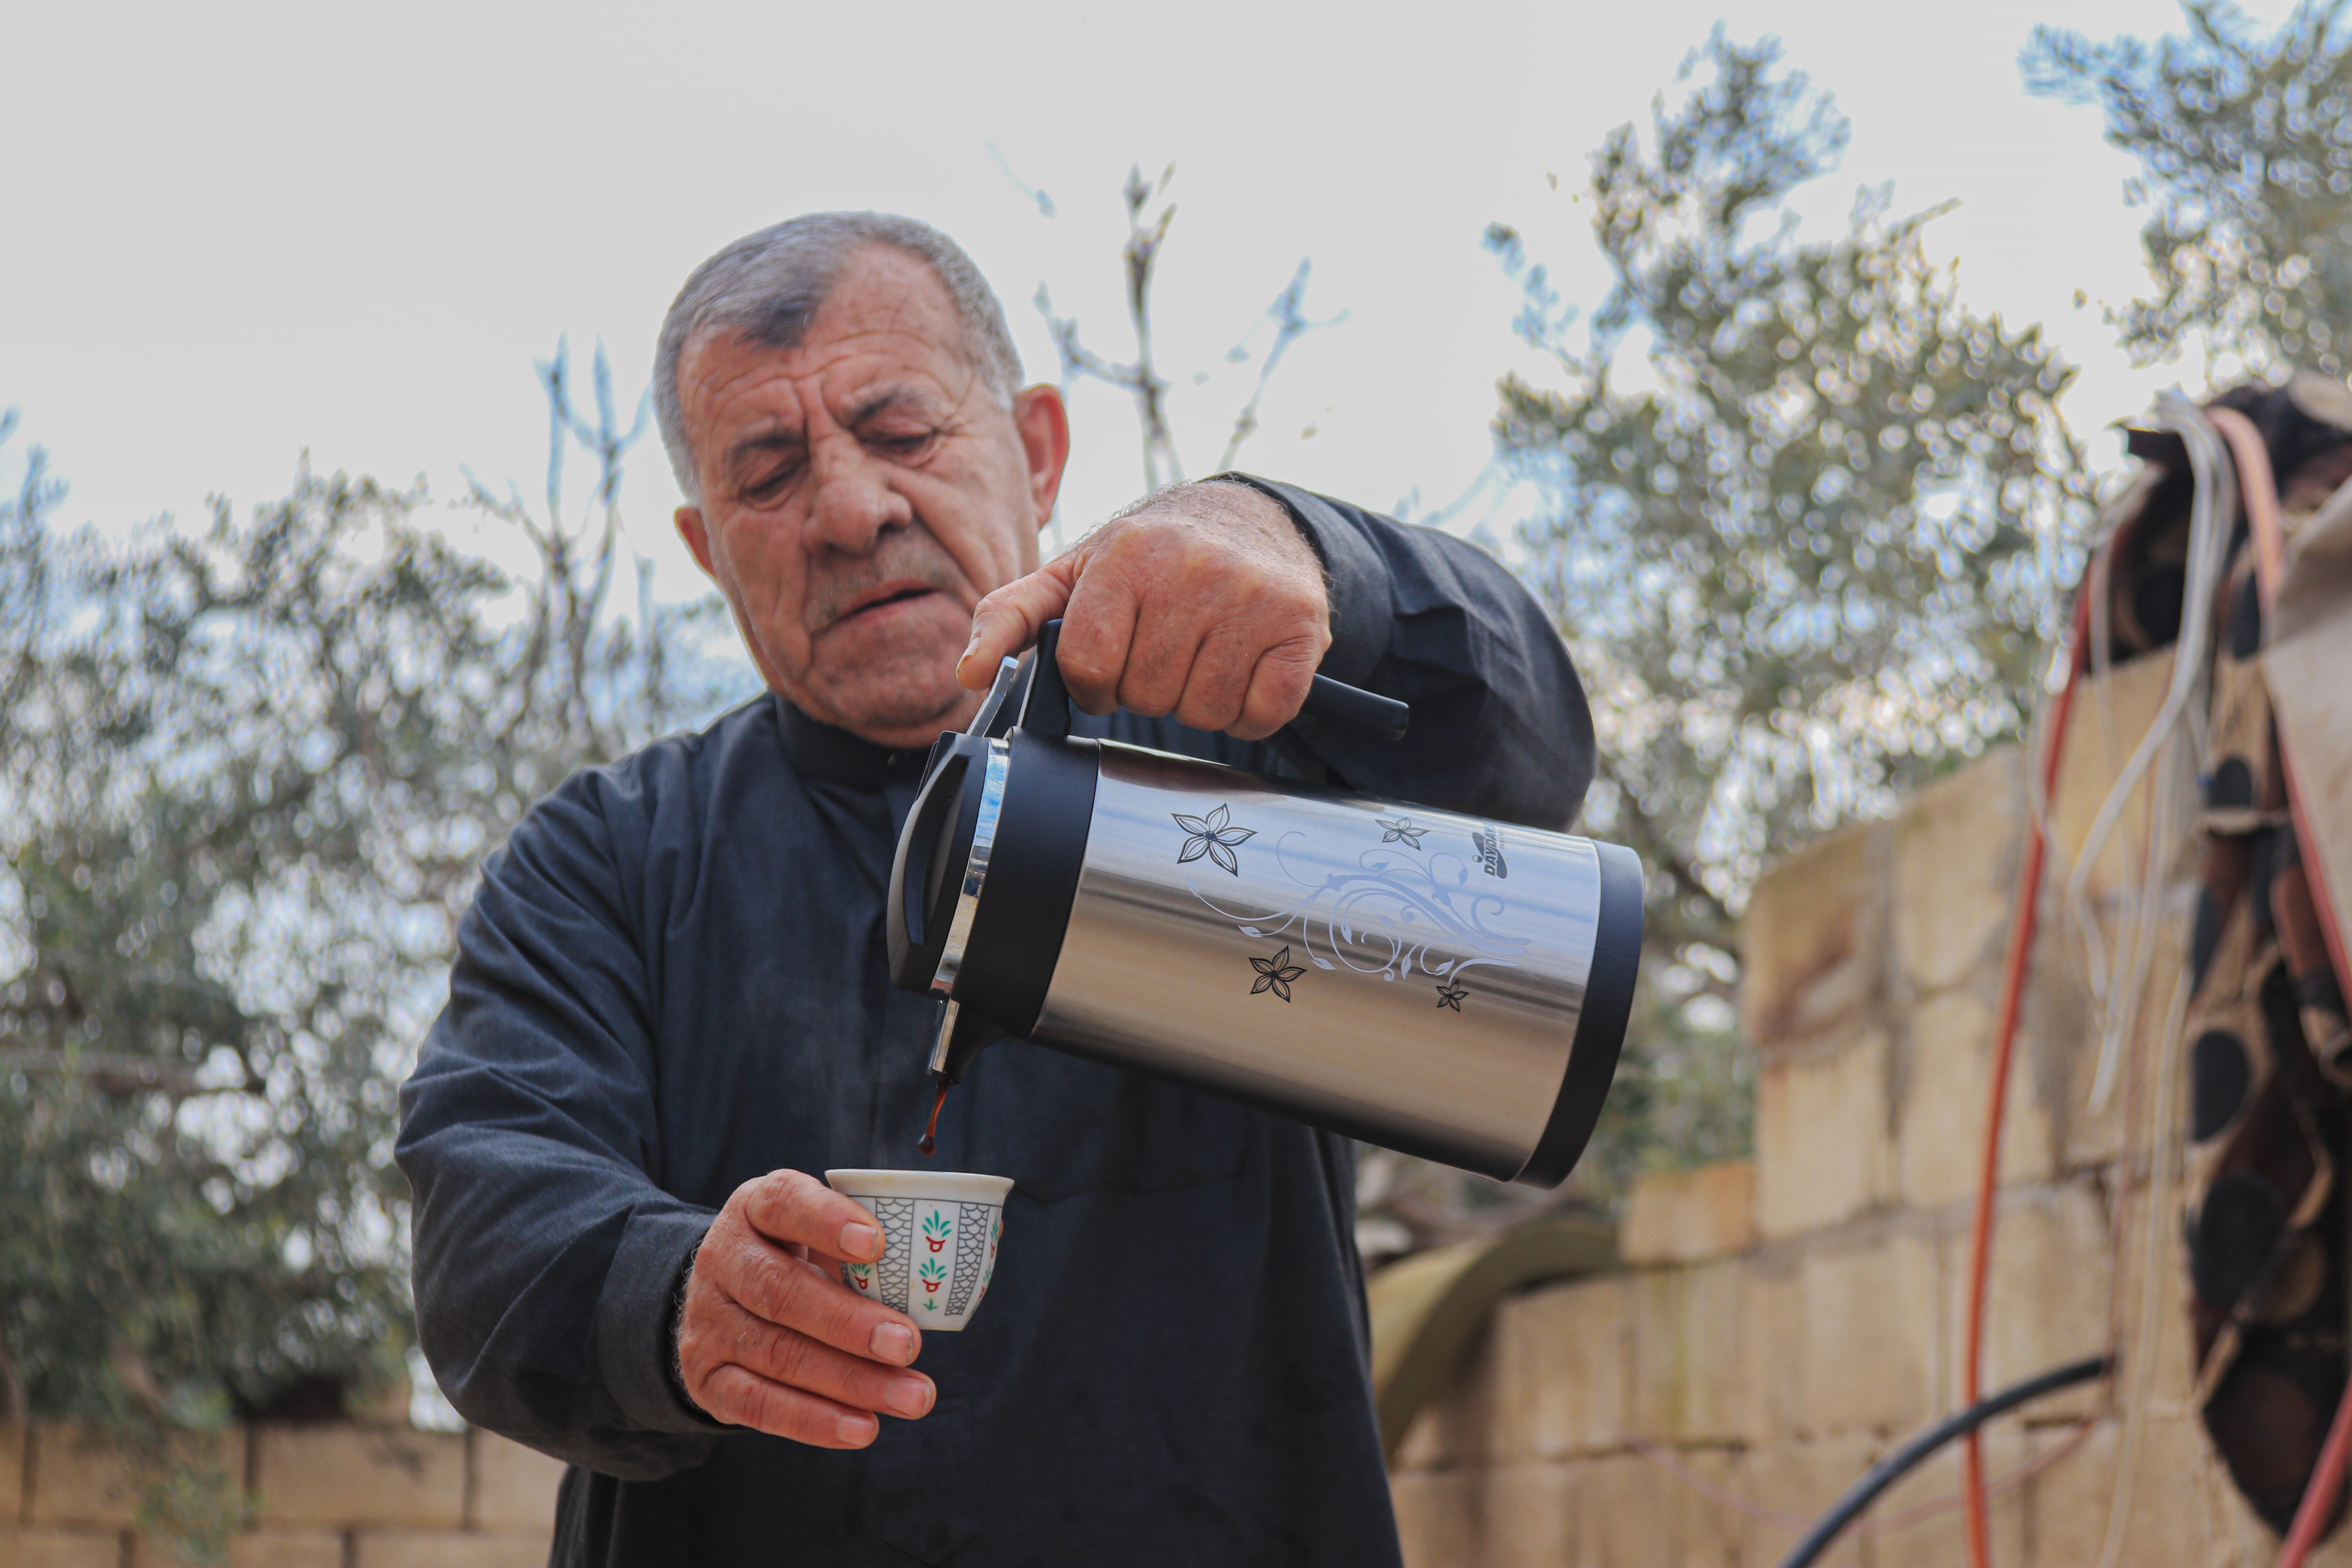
[{"x1": 686, "y1": 290, "x2": 988, "y2": 479}]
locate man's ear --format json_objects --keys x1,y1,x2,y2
[
  {"x1": 676, "y1": 505, "x2": 717, "y2": 579},
  {"x1": 1013, "y1": 384, "x2": 1071, "y2": 534}
]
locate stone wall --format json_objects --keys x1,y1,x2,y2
[
  {"x1": 0, "y1": 1418, "x2": 560, "y2": 1567},
  {"x1": 1387, "y1": 650, "x2": 2352, "y2": 1566}
]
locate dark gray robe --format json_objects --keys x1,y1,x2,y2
[{"x1": 396, "y1": 478, "x2": 1594, "y2": 1566}]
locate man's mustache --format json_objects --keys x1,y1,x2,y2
[{"x1": 802, "y1": 526, "x2": 965, "y2": 635}]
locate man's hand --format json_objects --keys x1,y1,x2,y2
[
  {"x1": 957, "y1": 479, "x2": 1329, "y2": 741},
  {"x1": 675, "y1": 1170, "x2": 934, "y2": 1448}
]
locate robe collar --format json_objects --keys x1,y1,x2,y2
[{"x1": 776, "y1": 697, "x2": 935, "y2": 789}]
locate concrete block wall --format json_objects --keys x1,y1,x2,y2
[
  {"x1": 0, "y1": 1421, "x2": 562, "y2": 1567},
  {"x1": 1389, "y1": 652, "x2": 2352, "y2": 1565}
]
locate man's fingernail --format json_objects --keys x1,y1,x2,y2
[
  {"x1": 837, "y1": 1412, "x2": 878, "y2": 1446},
  {"x1": 841, "y1": 1222, "x2": 880, "y2": 1259},
  {"x1": 871, "y1": 1323, "x2": 916, "y2": 1363},
  {"x1": 885, "y1": 1376, "x2": 935, "y2": 1418}
]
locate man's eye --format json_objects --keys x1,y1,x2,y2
[
  {"x1": 868, "y1": 430, "x2": 938, "y2": 459},
  {"x1": 740, "y1": 462, "x2": 800, "y2": 502}
]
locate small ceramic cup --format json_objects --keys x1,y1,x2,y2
[{"x1": 823, "y1": 1169, "x2": 1013, "y2": 1332}]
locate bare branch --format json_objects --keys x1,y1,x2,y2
[{"x1": 1216, "y1": 260, "x2": 1349, "y2": 472}]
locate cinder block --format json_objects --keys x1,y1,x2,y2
[
  {"x1": 1621, "y1": 1160, "x2": 1757, "y2": 1265},
  {"x1": 2027, "y1": 1416, "x2": 2216, "y2": 1568},
  {"x1": 2047, "y1": 649, "x2": 2177, "y2": 904},
  {"x1": 1632, "y1": 1259, "x2": 1750, "y2": 1444},
  {"x1": 1739, "y1": 1259, "x2": 1806, "y2": 1443},
  {"x1": 1731, "y1": 1436, "x2": 1878, "y2": 1568},
  {"x1": 1501, "y1": 1276, "x2": 1631, "y2": 1459},
  {"x1": 1949, "y1": 1185, "x2": 2112, "y2": 1421},
  {"x1": 1864, "y1": 1414, "x2": 2028, "y2": 1568},
  {"x1": 1388, "y1": 1467, "x2": 1476, "y2": 1568},
  {"x1": 131, "y1": 1529, "x2": 345, "y2": 1568},
  {"x1": 1799, "y1": 1230, "x2": 1941, "y2": 1436},
  {"x1": 1578, "y1": 1452, "x2": 1676, "y2": 1568},
  {"x1": 1755, "y1": 1033, "x2": 1894, "y2": 1239},
  {"x1": 2022, "y1": 1417, "x2": 2115, "y2": 1568},
  {"x1": 1391, "y1": 1408, "x2": 1448, "y2": 1474},
  {"x1": 1672, "y1": 1446, "x2": 1743, "y2": 1568},
  {"x1": 1393, "y1": 1322, "x2": 1499, "y2": 1472},
  {"x1": 1477, "y1": 1462, "x2": 1575, "y2": 1568},
  {"x1": 1895, "y1": 989, "x2": 2058, "y2": 1208},
  {"x1": 253, "y1": 1426, "x2": 464, "y2": 1529},
  {"x1": 28, "y1": 1424, "x2": 243, "y2": 1527},
  {"x1": 1, "y1": 1421, "x2": 23, "y2": 1524},
  {"x1": 351, "y1": 1532, "x2": 548, "y2": 1568},
  {"x1": 0, "y1": 1528, "x2": 124, "y2": 1568},
  {"x1": 466, "y1": 1432, "x2": 564, "y2": 1532},
  {"x1": 1484, "y1": 1294, "x2": 1541, "y2": 1465},
  {"x1": 1742, "y1": 822, "x2": 1880, "y2": 1047},
  {"x1": 1893, "y1": 747, "x2": 2025, "y2": 998}
]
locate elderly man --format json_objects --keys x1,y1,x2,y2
[{"x1": 398, "y1": 212, "x2": 1593, "y2": 1566}]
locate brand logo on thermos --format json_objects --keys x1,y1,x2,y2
[{"x1": 1471, "y1": 827, "x2": 1509, "y2": 879}]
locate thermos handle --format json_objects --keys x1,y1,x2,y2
[
  {"x1": 1016, "y1": 620, "x2": 1076, "y2": 739},
  {"x1": 1015, "y1": 619, "x2": 1410, "y2": 741},
  {"x1": 1304, "y1": 673, "x2": 1410, "y2": 742}
]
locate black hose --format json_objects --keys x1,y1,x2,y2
[{"x1": 1774, "y1": 1353, "x2": 2114, "y2": 1568}]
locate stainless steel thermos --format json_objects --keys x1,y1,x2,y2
[{"x1": 886, "y1": 623, "x2": 1642, "y2": 1187}]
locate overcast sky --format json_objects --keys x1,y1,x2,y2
[{"x1": 3, "y1": 0, "x2": 2284, "y2": 608}]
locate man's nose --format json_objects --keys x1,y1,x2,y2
[{"x1": 806, "y1": 432, "x2": 911, "y2": 552}]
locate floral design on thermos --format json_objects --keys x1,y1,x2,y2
[
  {"x1": 1171, "y1": 804, "x2": 1255, "y2": 874},
  {"x1": 1175, "y1": 799, "x2": 1532, "y2": 1020}
]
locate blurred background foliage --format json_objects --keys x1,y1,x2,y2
[
  {"x1": 2026, "y1": 0, "x2": 2352, "y2": 378},
  {"x1": 0, "y1": 2, "x2": 2345, "y2": 1488},
  {"x1": 0, "y1": 348, "x2": 741, "y2": 1459}
]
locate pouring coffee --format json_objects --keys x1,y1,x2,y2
[{"x1": 885, "y1": 622, "x2": 1642, "y2": 1187}]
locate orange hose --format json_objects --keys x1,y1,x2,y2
[
  {"x1": 2204, "y1": 407, "x2": 2352, "y2": 1568},
  {"x1": 1960, "y1": 579, "x2": 2094, "y2": 1568}
]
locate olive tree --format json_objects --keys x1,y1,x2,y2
[{"x1": 1493, "y1": 32, "x2": 2093, "y2": 1186}]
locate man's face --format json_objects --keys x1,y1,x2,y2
[{"x1": 673, "y1": 246, "x2": 1068, "y2": 747}]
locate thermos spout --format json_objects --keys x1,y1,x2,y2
[{"x1": 926, "y1": 998, "x2": 1004, "y2": 1088}]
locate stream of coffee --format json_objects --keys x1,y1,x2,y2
[{"x1": 916, "y1": 1078, "x2": 950, "y2": 1156}]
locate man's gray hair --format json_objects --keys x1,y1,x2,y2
[{"x1": 653, "y1": 212, "x2": 1023, "y2": 499}]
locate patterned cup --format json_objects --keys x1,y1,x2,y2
[{"x1": 823, "y1": 1169, "x2": 1013, "y2": 1332}]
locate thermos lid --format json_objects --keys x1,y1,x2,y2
[{"x1": 1512, "y1": 838, "x2": 1644, "y2": 1188}]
